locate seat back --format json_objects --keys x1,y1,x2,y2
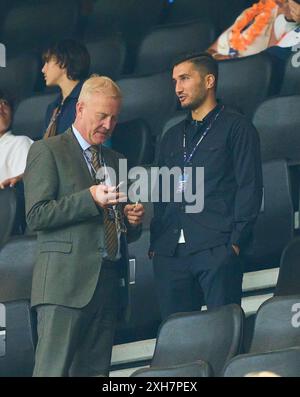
[
  {"x1": 243, "y1": 160, "x2": 294, "y2": 272},
  {"x1": 117, "y1": 72, "x2": 177, "y2": 137},
  {"x1": 217, "y1": 53, "x2": 273, "y2": 117},
  {"x1": 249, "y1": 295, "x2": 300, "y2": 353},
  {"x1": 12, "y1": 93, "x2": 57, "y2": 140},
  {"x1": 85, "y1": 0, "x2": 164, "y2": 38},
  {"x1": 0, "y1": 53, "x2": 39, "y2": 101},
  {"x1": 164, "y1": 0, "x2": 245, "y2": 32},
  {"x1": 0, "y1": 235, "x2": 37, "y2": 302},
  {"x1": 112, "y1": 119, "x2": 154, "y2": 168},
  {"x1": 1, "y1": 0, "x2": 78, "y2": 53},
  {"x1": 275, "y1": 238, "x2": 300, "y2": 297},
  {"x1": 223, "y1": 347, "x2": 300, "y2": 377},
  {"x1": 131, "y1": 360, "x2": 213, "y2": 377},
  {"x1": 0, "y1": 300, "x2": 35, "y2": 376},
  {"x1": 280, "y1": 53, "x2": 300, "y2": 96},
  {"x1": 252, "y1": 95, "x2": 300, "y2": 163},
  {"x1": 0, "y1": 188, "x2": 17, "y2": 250},
  {"x1": 134, "y1": 20, "x2": 216, "y2": 75},
  {"x1": 151, "y1": 304, "x2": 244, "y2": 376},
  {"x1": 86, "y1": 35, "x2": 126, "y2": 80}
]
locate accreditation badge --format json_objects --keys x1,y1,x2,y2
[{"x1": 177, "y1": 172, "x2": 189, "y2": 193}]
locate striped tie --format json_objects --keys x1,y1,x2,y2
[{"x1": 89, "y1": 145, "x2": 118, "y2": 259}]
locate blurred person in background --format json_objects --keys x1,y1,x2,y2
[{"x1": 208, "y1": 0, "x2": 300, "y2": 60}]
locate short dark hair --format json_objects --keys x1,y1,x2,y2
[
  {"x1": 172, "y1": 52, "x2": 219, "y2": 89},
  {"x1": 0, "y1": 88, "x2": 14, "y2": 111},
  {"x1": 42, "y1": 39, "x2": 90, "y2": 81}
]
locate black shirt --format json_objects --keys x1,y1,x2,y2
[{"x1": 150, "y1": 105, "x2": 263, "y2": 257}]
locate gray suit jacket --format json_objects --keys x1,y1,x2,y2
[{"x1": 24, "y1": 128, "x2": 140, "y2": 309}]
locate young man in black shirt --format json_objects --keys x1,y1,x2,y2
[{"x1": 150, "y1": 53, "x2": 263, "y2": 319}]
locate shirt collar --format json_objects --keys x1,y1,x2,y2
[
  {"x1": 186, "y1": 103, "x2": 222, "y2": 127},
  {"x1": 0, "y1": 130, "x2": 12, "y2": 140},
  {"x1": 53, "y1": 81, "x2": 84, "y2": 106},
  {"x1": 72, "y1": 125, "x2": 93, "y2": 152}
]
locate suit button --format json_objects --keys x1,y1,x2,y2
[{"x1": 173, "y1": 228, "x2": 179, "y2": 234}]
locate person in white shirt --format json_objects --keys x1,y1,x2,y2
[
  {"x1": 0, "y1": 90, "x2": 33, "y2": 187},
  {"x1": 207, "y1": 0, "x2": 300, "y2": 60}
]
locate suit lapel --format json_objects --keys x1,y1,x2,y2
[{"x1": 63, "y1": 128, "x2": 94, "y2": 189}]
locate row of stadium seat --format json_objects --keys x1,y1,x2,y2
[{"x1": 0, "y1": 0, "x2": 246, "y2": 56}]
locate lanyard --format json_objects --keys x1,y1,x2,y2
[{"x1": 183, "y1": 105, "x2": 224, "y2": 165}]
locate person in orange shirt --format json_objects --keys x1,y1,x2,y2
[{"x1": 208, "y1": 0, "x2": 300, "y2": 59}]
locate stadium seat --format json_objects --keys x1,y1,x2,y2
[
  {"x1": 117, "y1": 72, "x2": 177, "y2": 137},
  {"x1": 131, "y1": 360, "x2": 213, "y2": 377},
  {"x1": 274, "y1": 238, "x2": 300, "y2": 297},
  {"x1": 217, "y1": 53, "x2": 273, "y2": 117},
  {"x1": 252, "y1": 95, "x2": 300, "y2": 163},
  {"x1": 86, "y1": 35, "x2": 126, "y2": 80},
  {"x1": 0, "y1": 235, "x2": 37, "y2": 302},
  {"x1": 130, "y1": 304, "x2": 244, "y2": 377},
  {"x1": 279, "y1": 53, "x2": 300, "y2": 96},
  {"x1": 85, "y1": 0, "x2": 164, "y2": 39},
  {"x1": 134, "y1": 20, "x2": 216, "y2": 75},
  {"x1": 0, "y1": 53, "x2": 39, "y2": 101},
  {"x1": 12, "y1": 93, "x2": 57, "y2": 140},
  {"x1": 243, "y1": 160, "x2": 294, "y2": 272},
  {"x1": 164, "y1": 0, "x2": 246, "y2": 33},
  {"x1": 249, "y1": 295, "x2": 300, "y2": 354},
  {"x1": 0, "y1": 0, "x2": 79, "y2": 54},
  {"x1": 223, "y1": 347, "x2": 300, "y2": 377},
  {"x1": 0, "y1": 188, "x2": 17, "y2": 250},
  {"x1": 0, "y1": 300, "x2": 35, "y2": 376},
  {"x1": 111, "y1": 119, "x2": 154, "y2": 168}
]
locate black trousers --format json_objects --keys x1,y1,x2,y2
[
  {"x1": 153, "y1": 243, "x2": 243, "y2": 320},
  {"x1": 33, "y1": 261, "x2": 119, "y2": 377}
]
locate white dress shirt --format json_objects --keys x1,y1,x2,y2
[{"x1": 0, "y1": 130, "x2": 33, "y2": 182}]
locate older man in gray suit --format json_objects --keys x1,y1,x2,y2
[{"x1": 24, "y1": 75, "x2": 144, "y2": 377}]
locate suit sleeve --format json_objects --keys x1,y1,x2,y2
[
  {"x1": 229, "y1": 118, "x2": 263, "y2": 248},
  {"x1": 24, "y1": 140, "x2": 100, "y2": 232}
]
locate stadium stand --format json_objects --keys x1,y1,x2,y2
[
  {"x1": 131, "y1": 304, "x2": 244, "y2": 377},
  {"x1": 117, "y1": 72, "x2": 177, "y2": 137},
  {"x1": 280, "y1": 52, "x2": 300, "y2": 96},
  {"x1": 134, "y1": 20, "x2": 216, "y2": 75},
  {"x1": 275, "y1": 238, "x2": 300, "y2": 297},
  {"x1": 131, "y1": 360, "x2": 213, "y2": 377},
  {"x1": 12, "y1": 93, "x2": 57, "y2": 140},
  {"x1": 0, "y1": 301, "x2": 35, "y2": 377},
  {"x1": 2, "y1": 0, "x2": 300, "y2": 377},
  {"x1": 84, "y1": 0, "x2": 165, "y2": 39},
  {"x1": 0, "y1": 0, "x2": 79, "y2": 55},
  {"x1": 111, "y1": 119, "x2": 154, "y2": 168},
  {"x1": 0, "y1": 54, "x2": 39, "y2": 102},
  {"x1": 217, "y1": 53, "x2": 273, "y2": 117},
  {"x1": 248, "y1": 295, "x2": 300, "y2": 353},
  {"x1": 163, "y1": 0, "x2": 246, "y2": 33},
  {"x1": 253, "y1": 95, "x2": 300, "y2": 163},
  {"x1": 243, "y1": 160, "x2": 294, "y2": 272},
  {"x1": 85, "y1": 35, "x2": 127, "y2": 80},
  {"x1": 0, "y1": 188, "x2": 17, "y2": 250},
  {"x1": 223, "y1": 347, "x2": 300, "y2": 377}
]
